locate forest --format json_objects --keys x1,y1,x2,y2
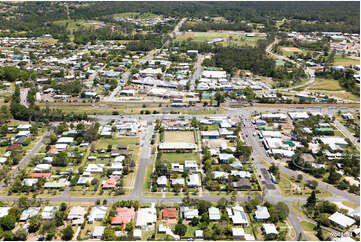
[{"x1": 0, "y1": 2, "x2": 358, "y2": 39}]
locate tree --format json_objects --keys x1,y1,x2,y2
[
  {"x1": 61, "y1": 226, "x2": 74, "y2": 241},
  {"x1": 175, "y1": 224, "x2": 187, "y2": 236},
  {"x1": 2, "y1": 230, "x2": 14, "y2": 241},
  {"x1": 0, "y1": 215, "x2": 16, "y2": 231},
  {"x1": 29, "y1": 215, "x2": 42, "y2": 233},
  {"x1": 297, "y1": 174, "x2": 303, "y2": 182},
  {"x1": 306, "y1": 190, "x2": 317, "y2": 207},
  {"x1": 103, "y1": 225, "x2": 116, "y2": 241},
  {"x1": 275, "y1": 202, "x2": 289, "y2": 221},
  {"x1": 14, "y1": 228, "x2": 28, "y2": 241},
  {"x1": 60, "y1": 202, "x2": 67, "y2": 211},
  {"x1": 214, "y1": 92, "x2": 224, "y2": 107},
  {"x1": 54, "y1": 211, "x2": 64, "y2": 227}
]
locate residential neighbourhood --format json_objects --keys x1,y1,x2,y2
[{"x1": 0, "y1": 1, "x2": 358, "y2": 241}]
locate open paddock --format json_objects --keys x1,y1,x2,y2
[{"x1": 164, "y1": 131, "x2": 195, "y2": 143}]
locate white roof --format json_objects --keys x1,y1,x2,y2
[
  {"x1": 16, "y1": 130, "x2": 30, "y2": 137},
  {"x1": 20, "y1": 207, "x2": 41, "y2": 221},
  {"x1": 159, "y1": 142, "x2": 197, "y2": 150},
  {"x1": 17, "y1": 124, "x2": 32, "y2": 129},
  {"x1": 68, "y1": 206, "x2": 86, "y2": 220},
  {"x1": 232, "y1": 227, "x2": 245, "y2": 237},
  {"x1": 56, "y1": 137, "x2": 74, "y2": 144},
  {"x1": 261, "y1": 131, "x2": 282, "y2": 138},
  {"x1": 157, "y1": 176, "x2": 168, "y2": 185},
  {"x1": 208, "y1": 207, "x2": 221, "y2": 220},
  {"x1": 88, "y1": 206, "x2": 107, "y2": 222},
  {"x1": 41, "y1": 206, "x2": 59, "y2": 219},
  {"x1": 288, "y1": 112, "x2": 309, "y2": 120},
  {"x1": 92, "y1": 226, "x2": 105, "y2": 237},
  {"x1": 255, "y1": 206, "x2": 270, "y2": 220},
  {"x1": 329, "y1": 212, "x2": 356, "y2": 228},
  {"x1": 136, "y1": 207, "x2": 157, "y2": 227},
  {"x1": 0, "y1": 207, "x2": 10, "y2": 218},
  {"x1": 188, "y1": 174, "x2": 200, "y2": 187},
  {"x1": 262, "y1": 223, "x2": 278, "y2": 235}
]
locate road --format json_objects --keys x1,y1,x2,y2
[
  {"x1": 1, "y1": 131, "x2": 49, "y2": 187},
  {"x1": 265, "y1": 39, "x2": 315, "y2": 91},
  {"x1": 190, "y1": 54, "x2": 204, "y2": 90},
  {"x1": 104, "y1": 18, "x2": 187, "y2": 101},
  {"x1": 334, "y1": 119, "x2": 360, "y2": 148}
]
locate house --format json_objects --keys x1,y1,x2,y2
[
  {"x1": 15, "y1": 130, "x2": 30, "y2": 139},
  {"x1": 187, "y1": 174, "x2": 201, "y2": 187},
  {"x1": 213, "y1": 171, "x2": 229, "y2": 179},
  {"x1": 161, "y1": 208, "x2": 177, "y2": 220},
  {"x1": 288, "y1": 112, "x2": 309, "y2": 120},
  {"x1": 68, "y1": 206, "x2": 86, "y2": 220},
  {"x1": 208, "y1": 207, "x2": 221, "y2": 221},
  {"x1": 88, "y1": 206, "x2": 107, "y2": 223},
  {"x1": 92, "y1": 226, "x2": 105, "y2": 239},
  {"x1": 171, "y1": 178, "x2": 185, "y2": 187},
  {"x1": 56, "y1": 137, "x2": 74, "y2": 145},
  {"x1": 184, "y1": 160, "x2": 198, "y2": 172},
  {"x1": 85, "y1": 164, "x2": 104, "y2": 173},
  {"x1": 77, "y1": 176, "x2": 94, "y2": 185},
  {"x1": 103, "y1": 176, "x2": 120, "y2": 189},
  {"x1": 171, "y1": 163, "x2": 184, "y2": 173},
  {"x1": 46, "y1": 148, "x2": 58, "y2": 156},
  {"x1": 22, "y1": 178, "x2": 38, "y2": 187},
  {"x1": 255, "y1": 206, "x2": 270, "y2": 221},
  {"x1": 135, "y1": 207, "x2": 157, "y2": 229},
  {"x1": 319, "y1": 137, "x2": 349, "y2": 151},
  {"x1": 262, "y1": 224, "x2": 278, "y2": 236},
  {"x1": 342, "y1": 113, "x2": 354, "y2": 120},
  {"x1": 157, "y1": 176, "x2": 168, "y2": 187},
  {"x1": 17, "y1": 124, "x2": 32, "y2": 130},
  {"x1": 42, "y1": 206, "x2": 59, "y2": 219},
  {"x1": 55, "y1": 143, "x2": 68, "y2": 151},
  {"x1": 232, "y1": 228, "x2": 245, "y2": 240},
  {"x1": 219, "y1": 153, "x2": 234, "y2": 163},
  {"x1": 181, "y1": 207, "x2": 199, "y2": 220},
  {"x1": 20, "y1": 207, "x2": 41, "y2": 221},
  {"x1": 29, "y1": 173, "x2": 51, "y2": 179},
  {"x1": 227, "y1": 205, "x2": 248, "y2": 225},
  {"x1": 0, "y1": 207, "x2": 10, "y2": 218},
  {"x1": 133, "y1": 229, "x2": 142, "y2": 240},
  {"x1": 34, "y1": 164, "x2": 52, "y2": 172},
  {"x1": 230, "y1": 161, "x2": 243, "y2": 170},
  {"x1": 329, "y1": 212, "x2": 356, "y2": 229},
  {"x1": 349, "y1": 207, "x2": 360, "y2": 219},
  {"x1": 111, "y1": 207, "x2": 135, "y2": 226},
  {"x1": 158, "y1": 142, "x2": 197, "y2": 152}
]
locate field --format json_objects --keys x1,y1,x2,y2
[
  {"x1": 96, "y1": 137, "x2": 139, "y2": 149},
  {"x1": 281, "y1": 46, "x2": 302, "y2": 55},
  {"x1": 300, "y1": 221, "x2": 319, "y2": 241},
  {"x1": 164, "y1": 131, "x2": 195, "y2": 143},
  {"x1": 334, "y1": 54, "x2": 360, "y2": 66},
  {"x1": 175, "y1": 31, "x2": 265, "y2": 47},
  {"x1": 159, "y1": 152, "x2": 200, "y2": 163},
  {"x1": 306, "y1": 78, "x2": 360, "y2": 102}
]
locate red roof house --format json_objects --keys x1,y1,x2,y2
[
  {"x1": 161, "y1": 208, "x2": 177, "y2": 219},
  {"x1": 102, "y1": 176, "x2": 120, "y2": 189},
  {"x1": 111, "y1": 207, "x2": 135, "y2": 227},
  {"x1": 7, "y1": 144, "x2": 20, "y2": 151},
  {"x1": 29, "y1": 173, "x2": 51, "y2": 178},
  {"x1": 46, "y1": 148, "x2": 58, "y2": 156}
]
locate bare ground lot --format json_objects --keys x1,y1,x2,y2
[{"x1": 164, "y1": 131, "x2": 195, "y2": 143}]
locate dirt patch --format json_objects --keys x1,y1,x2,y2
[{"x1": 282, "y1": 47, "x2": 301, "y2": 52}]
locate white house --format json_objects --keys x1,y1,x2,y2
[
  {"x1": 42, "y1": 206, "x2": 59, "y2": 219},
  {"x1": 232, "y1": 228, "x2": 245, "y2": 240},
  {"x1": 262, "y1": 223, "x2": 278, "y2": 236},
  {"x1": 135, "y1": 207, "x2": 157, "y2": 229},
  {"x1": 92, "y1": 226, "x2": 105, "y2": 239},
  {"x1": 20, "y1": 207, "x2": 41, "y2": 221},
  {"x1": 187, "y1": 174, "x2": 201, "y2": 187},
  {"x1": 181, "y1": 207, "x2": 198, "y2": 220},
  {"x1": 329, "y1": 212, "x2": 356, "y2": 229},
  {"x1": 88, "y1": 206, "x2": 107, "y2": 223},
  {"x1": 227, "y1": 205, "x2": 248, "y2": 225},
  {"x1": 255, "y1": 206, "x2": 270, "y2": 221},
  {"x1": 208, "y1": 207, "x2": 221, "y2": 221}
]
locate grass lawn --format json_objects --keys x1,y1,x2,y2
[
  {"x1": 164, "y1": 131, "x2": 195, "y2": 143},
  {"x1": 308, "y1": 79, "x2": 343, "y2": 91},
  {"x1": 334, "y1": 54, "x2": 360, "y2": 66},
  {"x1": 96, "y1": 137, "x2": 138, "y2": 149},
  {"x1": 200, "y1": 125, "x2": 219, "y2": 131},
  {"x1": 342, "y1": 201, "x2": 359, "y2": 209},
  {"x1": 143, "y1": 165, "x2": 153, "y2": 193},
  {"x1": 278, "y1": 172, "x2": 332, "y2": 197},
  {"x1": 300, "y1": 221, "x2": 319, "y2": 241},
  {"x1": 53, "y1": 20, "x2": 87, "y2": 32},
  {"x1": 159, "y1": 152, "x2": 200, "y2": 163}
]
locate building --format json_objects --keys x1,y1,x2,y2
[
  {"x1": 68, "y1": 206, "x2": 86, "y2": 225},
  {"x1": 41, "y1": 206, "x2": 59, "y2": 220},
  {"x1": 0, "y1": 207, "x2": 10, "y2": 218},
  {"x1": 227, "y1": 205, "x2": 248, "y2": 225},
  {"x1": 319, "y1": 137, "x2": 349, "y2": 151},
  {"x1": 92, "y1": 226, "x2": 105, "y2": 239},
  {"x1": 208, "y1": 207, "x2": 221, "y2": 221},
  {"x1": 136, "y1": 206, "x2": 157, "y2": 230},
  {"x1": 111, "y1": 207, "x2": 135, "y2": 227},
  {"x1": 187, "y1": 174, "x2": 201, "y2": 187},
  {"x1": 288, "y1": 112, "x2": 309, "y2": 120},
  {"x1": 255, "y1": 206, "x2": 270, "y2": 221},
  {"x1": 262, "y1": 224, "x2": 278, "y2": 236},
  {"x1": 157, "y1": 176, "x2": 168, "y2": 187},
  {"x1": 88, "y1": 206, "x2": 107, "y2": 223},
  {"x1": 181, "y1": 207, "x2": 198, "y2": 220},
  {"x1": 329, "y1": 212, "x2": 356, "y2": 229},
  {"x1": 232, "y1": 228, "x2": 245, "y2": 240},
  {"x1": 201, "y1": 130, "x2": 220, "y2": 139},
  {"x1": 161, "y1": 208, "x2": 177, "y2": 220},
  {"x1": 158, "y1": 142, "x2": 197, "y2": 152},
  {"x1": 133, "y1": 229, "x2": 142, "y2": 240}
]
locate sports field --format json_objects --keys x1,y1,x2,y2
[
  {"x1": 164, "y1": 131, "x2": 195, "y2": 143},
  {"x1": 334, "y1": 54, "x2": 360, "y2": 66}
]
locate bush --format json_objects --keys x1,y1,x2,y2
[
  {"x1": 61, "y1": 226, "x2": 74, "y2": 241},
  {"x1": 22, "y1": 138, "x2": 31, "y2": 146}
]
